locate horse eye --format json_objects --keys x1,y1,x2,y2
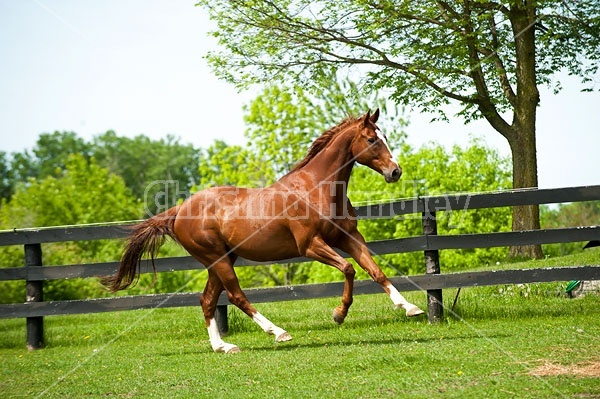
[{"x1": 367, "y1": 137, "x2": 376, "y2": 144}]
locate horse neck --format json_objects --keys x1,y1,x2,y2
[{"x1": 301, "y1": 126, "x2": 356, "y2": 185}]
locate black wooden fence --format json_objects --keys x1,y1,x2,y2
[{"x1": 1, "y1": 185, "x2": 599, "y2": 349}]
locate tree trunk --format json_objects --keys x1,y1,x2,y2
[
  {"x1": 508, "y1": 2, "x2": 544, "y2": 259},
  {"x1": 508, "y1": 127, "x2": 543, "y2": 259}
]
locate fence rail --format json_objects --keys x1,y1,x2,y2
[
  {"x1": 1, "y1": 225, "x2": 598, "y2": 283},
  {"x1": 1, "y1": 185, "x2": 599, "y2": 349},
  {"x1": 2, "y1": 266, "x2": 599, "y2": 319}
]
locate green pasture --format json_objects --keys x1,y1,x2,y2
[{"x1": 1, "y1": 253, "x2": 599, "y2": 398}]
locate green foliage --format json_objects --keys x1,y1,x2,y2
[
  {"x1": 0, "y1": 155, "x2": 142, "y2": 303},
  {"x1": 2, "y1": 132, "x2": 92, "y2": 202},
  {"x1": 3, "y1": 130, "x2": 201, "y2": 215},
  {"x1": 195, "y1": 140, "x2": 272, "y2": 189},
  {"x1": 199, "y1": 0, "x2": 600, "y2": 119},
  {"x1": 1, "y1": 130, "x2": 209, "y2": 302},
  {"x1": 92, "y1": 131, "x2": 200, "y2": 215},
  {"x1": 0, "y1": 154, "x2": 139, "y2": 228},
  {"x1": 198, "y1": 0, "x2": 600, "y2": 251},
  {"x1": 0, "y1": 152, "x2": 12, "y2": 199},
  {"x1": 0, "y1": 130, "x2": 206, "y2": 302},
  {"x1": 542, "y1": 201, "x2": 600, "y2": 229},
  {"x1": 541, "y1": 201, "x2": 600, "y2": 257},
  {"x1": 9, "y1": 132, "x2": 92, "y2": 185}
]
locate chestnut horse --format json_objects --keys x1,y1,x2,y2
[{"x1": 102, "y1": 109, "x2": 423, "y2": 353}]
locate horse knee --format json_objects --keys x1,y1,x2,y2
[
  {"x1": 226, "y1": 290, "x2": 251, "y2": 312},
  {"x1": 226, "y1": 291, "x2": 241, "y2": 305},
  {"x1": 341, "y1": 262, "x2": 355, "y2": 279},
  {"x1": 371, "y1": 271, "x2": 387, "y2": 285}
]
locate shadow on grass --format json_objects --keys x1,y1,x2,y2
[{"x1": 153, "y1": 330, "x2": 512, "y2": 356}]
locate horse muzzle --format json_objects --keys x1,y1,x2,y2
[{"x1": 384, "y1": 166, "x2": 402, "y2": 183}]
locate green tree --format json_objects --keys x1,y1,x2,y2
[
  {"x1": 0, "y1": 152, "x2": 11, "y2": 199},
  {"x1": 198, "y1": 0, "x2": 600, "y2": 259},
  {"x1": 197, "y1": 77, "x2": 405, "y2": 189},
  {"x1": 1, "y1": 131, "x2": 204, "y2": 300},
  {"x1": 5, "y1": 131, "x2": 200, "y2": 215},
  {"x1": 196, "y1": 140, "x2": 272, "y2": 188},
  {"x1": 540, "y1": 200, "x2": 600, "y2": 257},
  {"x1": 9, "y1": 131, "x2": 91, "y2": 184},
  {"x1": 1, "y1": 154, "x2": 139, "y2": 229},
  {"x1": 0, "y1": 154, "x2": 142, "y2": 303},
  {"x1": 92, "y1": 131, "x2": 201, "y2": 216}
]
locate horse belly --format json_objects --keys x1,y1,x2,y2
[{"x1": 223, "y1": 222, "x2": 301, "y2": 262}]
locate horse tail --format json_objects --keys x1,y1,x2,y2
[{"x1": 101, "y1": 206, "x2": 180, "y2": 292}]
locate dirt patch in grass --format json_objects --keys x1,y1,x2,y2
[{"x1": 529, "y1": 360, "x2": 600, "y2": 378}]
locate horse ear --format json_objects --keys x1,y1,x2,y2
[
  {"x1": 370, "y1": 108, "x2": 380, "y2": 123},
  {"x1": 362, "y1": 110, "x2": 371, "y2": 127}
]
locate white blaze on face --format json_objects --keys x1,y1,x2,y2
[{"x1": 375, "y1": 128, "x2": 395, "y2": 161}]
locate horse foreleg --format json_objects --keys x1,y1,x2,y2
[
  {"x1": 201, "y1": 270, "x2": 240, "y2": 353},
  {"x1": 384, "y1": 282, "x2": 424, "y2": 316},
  {"x1": 212, "y1": 261, "x2": 292, "y2": 343},
  {"x1": 304, "y1": 236, "x2": 356, "y2": 324},
  {"x1": 339, "y1": 232, "x2": 424, "y2": 317}
]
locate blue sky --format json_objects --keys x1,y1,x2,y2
[{"x1": 1, "y1": 0, "x2": 599, "y2": 190}]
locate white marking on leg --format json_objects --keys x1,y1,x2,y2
[
  {"x1": 386, "y1": 283, "x2": 424, "y2": 316},
  {"x1": 387, "y1": 283, "x2": 409, "y2": 308},
  {"x1": 252, "y1": 312, "x2": 292, "y2": 342},
  {"x1": 207, "y1": 318, "x2": 239, "y2": 353}
]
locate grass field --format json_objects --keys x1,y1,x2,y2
[{"x1": 1, "y1": 253, "x2": 599, "y2": 398}]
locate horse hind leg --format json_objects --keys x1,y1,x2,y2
[
  {"x1": 252, "y1": 313, "x2": 292, "y2": 342},
  {"x1": 201, "y1": 270, "x2": 240, "y2": 353},
  {"x1": 211, "y1": 260, "x2": 292, "y2": 344}
]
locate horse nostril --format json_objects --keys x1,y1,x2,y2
[{"x1": 392, "y1": 168, "x2": 400, "y2": 178}]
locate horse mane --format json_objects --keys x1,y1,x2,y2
[{"x1": 288, "y1": 115, "x2": 359, "y2": 173}]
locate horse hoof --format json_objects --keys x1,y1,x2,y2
[
  {"x1": 405, "y1": 306, "x2": 425, "y2": 317},
  {"x1": 332, "y1": 309, "x2": 346, "y2": 325},
  {"x1": 214, "y1": 343, "x2": 240, "y2": 354},
  {"x1": 276, "y1": 332, "x2": 293, "y2": 342}
]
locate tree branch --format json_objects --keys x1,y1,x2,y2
[
  {"x1": 470, "y1": 1, "x2": 510, "y2": 15},
  {"x1": 487, "y1": 14, "x2": 517, "y2": 106},
  {"x1": 461, "y1": 0, "x2": 513, "y2": 139},
  {"x1": 229, "y1": 3, "x2": 480, "y2": 105}
]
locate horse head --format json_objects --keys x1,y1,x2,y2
[{"x1": 351, "y1": 109, "x2": 401, "y2": 183}]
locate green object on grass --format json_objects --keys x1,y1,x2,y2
[{"x1": 565, "y1": 280, "x2": 582, "y2": 293}]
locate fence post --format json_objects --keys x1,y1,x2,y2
[
  {"x1": 422, "y1": 210, "x2": 443, "y2": 323},
  {"x1": 25, "y1": 243, "x2": 44, "y2": 350},
  {"x1": 215, "y1": 305, "x2": 228, "y2": 335}
]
